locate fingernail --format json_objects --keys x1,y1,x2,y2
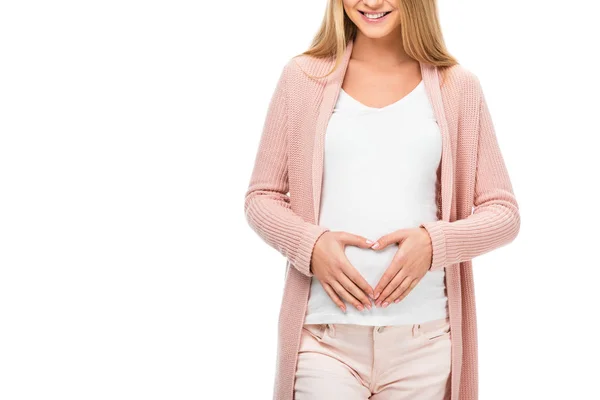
[
  {"x1": 371, "y1": 242, "x2": 380, "y2": 249},
  {"x1": 366, "y1": 239, "x2": 374, "y2": 244},
  {"x1": 357, "y1": 305, "x2": 363, "y2": 311},
  {"x1": 374, "y1": 292, "x2": 380, "y2": 299},
  {"x1": 394, "y1": 298, "x2": 400, "y2": 303},
  {"x1": 365, "y1": 304, "x2": 372, "y2": 310},
  {"x1": 382, "y1": 301, "x2": 389, "y2": 308}
]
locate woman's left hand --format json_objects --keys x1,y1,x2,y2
[{"x1": 370, "y1": 227, "x2": 433, "y2": 307}]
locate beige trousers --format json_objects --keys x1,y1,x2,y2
[{"x1": 294, "y1": 316, "x2": 451, "y2": 399}]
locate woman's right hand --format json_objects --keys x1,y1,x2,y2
[{"x1": 310, "y1": 231, "x2": 375, "y2": 312}]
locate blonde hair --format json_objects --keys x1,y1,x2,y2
[{"x1": 295, "y1": 0, "x2": 458, "y2": 84}]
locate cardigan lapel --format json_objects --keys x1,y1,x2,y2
[
  {"x1": 311, "y1": 39, "x2": 454, "y2": 225},
  {"x1": 311, "y1": 40, "x2": 353, "y2": 224},
  {"x1": 420, "y1": 60, "x2": 454, "y2": 223}
]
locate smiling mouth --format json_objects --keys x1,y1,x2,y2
[{"x1": 359, "y1": 10, "x2": 392, "y2": 19}]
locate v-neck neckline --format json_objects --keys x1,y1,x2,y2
[{"x1": 339, "y1": 80, "x2": 424, "y2": 112}]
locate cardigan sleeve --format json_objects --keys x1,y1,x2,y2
[
  {"x1": 420, "y1": 80, "x2": 521, "y2": 271},
  {"x1": 244, "y1": 62, "x2": 330, "y2": 278}
]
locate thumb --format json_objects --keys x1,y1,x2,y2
[
  {"x1": 371, "y1": 229, "x2": 411, "y2": 250},
  {"x1": 340, "y1": 232, "x2": 377, "y2": 249}
]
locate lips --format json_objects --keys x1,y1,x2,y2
[{"x1": 359, "y1": 10, "x2": 392, "y2": 19}]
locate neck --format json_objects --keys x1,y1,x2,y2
[{"x1": 351, "y1": 31, "x2": 413, "y2": 67}]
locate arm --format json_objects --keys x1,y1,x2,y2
[
  {"x1": 244, "y1": 62, "x2": 330, "y2": 278},
  {"x1": 420, "y1": 78, "x2": 521, "y2": 271}
]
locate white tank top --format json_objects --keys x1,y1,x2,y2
[{"x1": 304, "y1": 79, "x2": 448, "y2": 326}]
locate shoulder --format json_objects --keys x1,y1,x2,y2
[
  {"x1": 437, "y1": 64, "x2": 488, "y2": 117},
  {"x1": 277, "y1": 53, "x2": 334, "y2": 89},
  {"x1": 274, "y1": 54, "x2": 332, "y2": 108},
  {"x1": 440, "y1": 63, "x2": 484, "y2": 99}
]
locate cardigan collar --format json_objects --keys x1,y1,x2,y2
[{"x1": 311, "y1": 38, "x2": 454, "y2": 225}]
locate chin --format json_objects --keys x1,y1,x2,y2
[{"x1": 357, "y1": 29, "x2": 394, "y2": 39}]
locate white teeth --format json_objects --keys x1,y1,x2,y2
[{"x1": 364, "y1": 12, "x2": 387, "y2": 19}]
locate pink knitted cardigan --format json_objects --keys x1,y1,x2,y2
[{"x1": 244, "y1": 38, "x2": 520, "y2": 400}]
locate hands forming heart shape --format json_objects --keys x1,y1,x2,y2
[{"x1": 310, "y1": 227, "x2": 433, "y2": 312}]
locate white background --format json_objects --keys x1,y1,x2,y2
[{"x1": 1, "y1": 1, "x2": 598, "y2": 399}]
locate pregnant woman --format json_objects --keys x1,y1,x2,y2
[{"x1": 244, "y1": 0, "x2": 520, "y2": 399}]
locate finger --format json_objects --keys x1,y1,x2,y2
[
  {"x1": 393, "y1": 278, "x2": 419, "y2": 304},
  {"x1": 331, "y1": 280, "x2": 364, "y2": 312},
  {"x1": 382, "y1": 275, "x2": 415, "y2": 306},
  {"x1": 339, "y1": 232, "x2": 376, "y2": 249},
  {"x1": 373, "y1": 247, "x2": 407, "y2": 299},
  {"x1": 322, "y1": 282, "x2": 346, "y2": 312},
  {"x1": 338, "y1": 272, "x2": 372, "y2": 310},
  {"x1": 371, "y1": 229, "x2": 410, "y2": 250},
  {"x1": 376, "y1": 271, "x2": 407, "y2": 307},
  {"x1": 341, "y1": 259, "x2": 375, "y2": 299}
]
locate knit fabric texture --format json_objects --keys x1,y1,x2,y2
[{"x1": 244, "y1": 38, "x2": 520, "y2": 400}]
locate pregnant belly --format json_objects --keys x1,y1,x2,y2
[{"x1": 307, "y1": 239, "x2": 447, "y2": 318}]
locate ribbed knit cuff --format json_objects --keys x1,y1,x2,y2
[
  {"x1": 420, "y1": 221, "x2": 448, "y2": 272},
  {"x1": 293, "y1": 223, "x2": 330, "y2": 278}
]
